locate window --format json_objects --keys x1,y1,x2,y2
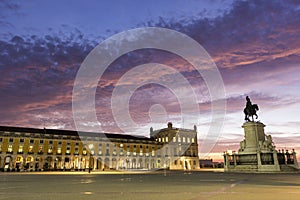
[
  {"x1": 67, "y1": 142, "x2": 71, "y2": 145},
  {"x1": 0, "y1": 144, "x2": 2, "y2": 152},
  {"x1": 9, "y1": 138, "x2": 14, "y2": 142},
  {"x1": 139, "y1": 151, "x2": 143, "y2": 156},
  {"x1": 0, "y1": 138, "x2": 2, "y2": 142},
  {"x1": 158, "y1": 138, "x2": 161, "y2": 142},
  {"x1": 187, "y1": 137, "x2": 190, "y2": 143},
  {"x1": 30, "y1": 139, "x2": 34, "y2": 143},
  {"x1": 183, "y1": 137, "x2": 186, "y2": 143},
  {"x1": 127, "y1": 150, "x2": 130, "y2": 156},
  {"x1": 18, "y1": 145, "x2": 23, "y2": 153},
  {"x1": 151, "y1": 150, "x2": 155, "y2": 157},
  {"x1": 162, "y1": 138, "x2": 165, "y2": 142},
  {"x1": 20, "y1": 138, "x2": 24, "y2": 143},
  {"x1": 106, "y1": 143, "x2": 109, "y2": 147},
  {"x1": 120, "y1": 149, "x2": 124, "y2": 156},
  {"x1": 178, "y1": 137, "x2": 181, "y2": 143},
  {"x1": 76, "y1": 142, "x2": 79, "y2": 146},
  {"x1": 82, "y1": 148, "x2": 87, "y2": 155},
  {"x1": 40, "y1": 140, "x2": 44, "y2": 144},
  {"x1": 38, "y1": 145, "x2": 43, "y2": 153},
  {"x1": 75, "y1": 148, "x2": 79, "y2": 155},
  {"x1": 66, "y1": 146, "x2": 71, "y2": 154},
  {"x1": 28, "y1": 146, "x2": 33, "y2": 153},
  {"x1": 49, "y1": 141, "x2": 53, "y2": 144},
  {"x1": 8, "y1": 145, "x2": 13, "y2": 152},
  {"x1": 58, "y1": 141, "x2": 62, "y2": 145},
  {"x1": 174, "y1": 160, "x2": 178, "y2": 165},
  {"x1": 120, "y1": 143, "x2": 123, "y2": 148},
  {"x1": 192, "y1": 138, "x2": 195, "y2": 143},
  {"x1": 57, "y1": 147, "x2": 62, "y2": 154},
  {"x1": 165, "y1": 137, "x2": 168, "y2": 142},
  {"x1": 106, "y1": 149, "x2": 110, "y2": 155},
  {"x1": 173, "y1": 137, "x2": 176, "y2": 142},
  {"x1": 48, "y1": 146, "x2": 53, "y2": 154}
]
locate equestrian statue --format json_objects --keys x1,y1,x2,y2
[{"x1": 243, "y1": 96, "x2": 259, "y2": 122}]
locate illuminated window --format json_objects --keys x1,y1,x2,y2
[
  {"x1": 146, "y1": 152, "x2": 149, "y2": 157},
  {"x1": 18, "y1": 145, "x2": 23, "y2": 153},
  {"x1": 82, "y1": 148, "x2": 87, "y2": 155},
  {"x1": 127, "y1": 150, "x2": 130, "y2": 156},
  {"x1": 166, "y1": 137, "x2": 168, "y2": 142},
  {"x1": 8, "y1": 145, "x2": 13, "y2": 152},
  {"x1": 66, "y1": 146, "x2": 71, "y2": 154},
  {"x1": 178, "y1": 137, "x2": 181, "y2": 142},
  {"x1": 192, "y1": 138, "x2": 195, "y2": 143},
  {"x1": 48, "y1": 146, "x2": 53, "y2": 154},
  {"x1": 162, "y1": 138, "x2": 165, "y2": 142},
  {"x1": 120, "y1": 143, "x2": 123, "y2": 148},
  {"x1": 133, "y1": 151, "x2": 137, "y2": 156},
  {"x1": 158, "y1": 138, "x2": 161, "y2": 142},
  {"x1": 187, "y1": 137, "x2": 190, "y2": 143},
  {"x1": 57, "y1": 147, "x2": 62, "y2": 154},
  {"x1": 183, "y1": 137, "x2": 186, "y2": 143},
  {"x1": 0, "y1": 144, "x2": 2, "y2": 152},
  {"x1": 98, "y1": 150, "x2": 102, "y2": 156},
  {"x1": 38, "y1": 145, "x2": 43, "y2": 153},
  {"x1": 28, "y1": 146, "x2": 33, "y2": 153},
  {"x1": 120, "y1": 149, "x2": 124, "y2": 156},
  {"x1": 173, "y1": 137, "x2": 176, "y2": 142},
  {"x1": 151, "y1": 150, "x2": 155, "y2": 157},
  {"x1": 140, "y1": 151, "x2": 143, "y2": 156}
]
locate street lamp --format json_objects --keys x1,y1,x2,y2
[{"x1": 88, "y1": 144, "x2": 94, "y2": 173}]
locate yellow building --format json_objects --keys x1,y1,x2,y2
[{"x1": 0, "y1": 122, "x2": 199, "y2": 172}]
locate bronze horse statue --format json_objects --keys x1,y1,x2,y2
[{"x1": 244, "y1": 103, "x2": 259, "y2": 122}]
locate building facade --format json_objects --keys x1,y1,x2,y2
[{"x1": 0, "y1": 123, "x2": 199, "y2": 172}]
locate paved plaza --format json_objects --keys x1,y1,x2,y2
[{"x1": 0, "y1": 171, "x2": 300, "y2": 200}]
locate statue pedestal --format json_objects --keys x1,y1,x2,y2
[
  {"x1": 240, "y1": 122, "x2": 265, "y2": 153},
  {"x1": 224, "y1": 121, "x2": 300, "y2": 173}
]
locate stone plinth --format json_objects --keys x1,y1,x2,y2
[{"x1": 240, "y1": 122, "x2": 265, "y2": 153}]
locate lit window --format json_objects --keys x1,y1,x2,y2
[
  {"x1": 120, "y1": 149, "x2": 124, "y2": 156},
  {"x1": 183, "y1": 137, "x2": 186, "y2": 143},
  {"x1": 98, "y1": 150, "x2": 102, "y2": 156},
  {"x1": 162, "y1": 138, "x2": 165, "y2": 142},
  {"x1": 133, "y1": 151, "x2": 137, "y2": 156},
  {"x1": 0, "y1": 144, "x2": 2, "y2": 152},
  {"x1": 173, "y1": 137, "x2": 176, "y2": 142},
  {"x1": 57, "y1": 147, "x2": 62, "y2": 154},
  {"x1": 48, "y1": 146, "x2": 53, "y2": 153},
  {"x1": 38, "y1": 145, "x2": 43, "y2": 153},
  {"x1": 140, "y1": 151, "x2": 143, "y2": 156},
  {"x1": 127, "y1": 151, "x2": 130, "y2": 156},
  {"x1": 8, "y1": 145, "x2": 13, "y2": 152},
  {"x1": 158, "y1": 138, "x2": 161, "y2": 142},
  {"x1": 120, "y1": 143, "x2": 123, "y2": 148},
  {"x1": 18, "y1": 146, "x2": 23, "y2": 153},
  {"x1": 192, "y1": 138, "x2": 195, "y2": 143},
  {"x1": 166, "y1": 137, "x2": 168, "y2": 142},
  {"x1": 82, "y1": 148, "x2": 87, "y2": 155},
  {"x1": 178, "y1": 137, "x2": 181, "y2": 142},
  {"x1": 66, "y1": 146, "x2": 71, "y2": 154},
  {"x1": 146, "y1": 152, "x2": 149, "y2": 157},
  {"x1": 28, "y1": 146, "x2": 33, "y2": 153},
  {"x1": 187, "y1": 138, "x2": 190, "y2": 143}
]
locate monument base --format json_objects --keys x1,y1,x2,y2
[{"x1": 224, "y1": 122, "x2": 299, "y2": 173}]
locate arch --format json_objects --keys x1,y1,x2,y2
[
  {"x1": 112, "y1": 158, "x2": 117, "y2": 169},
  {"x1": 132, "y1": 158, "x2": 137, "y2": 169},
  {"x1": 35, "y1": 156, "x2": 43, "y2": 171},
  {"x1": 97, "y1": 158, "x2": 103, "y2": 170},
  {"x1": 15, "y1": 156, "x2": 24, "y2": 171},
  {"x1": 145, "y1": 158, "x2": 150, "y2": 169},
  {"x1": 104, "y1": 157, "x2": 110, "y2": 170},
  {"x1": 25, "y1": 156, "x2": 34, "y2": 171},
  {"x1": 4, "y1": 156, "x2": 12, "y2": 171},
  {"x1": 54, "y1": 157, "x2": 62, "y2": 170},
  {"x1": 138, "y1": 158, "x2": 143, "y2": 169}
]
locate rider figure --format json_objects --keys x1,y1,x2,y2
[{"x1": 246, "y1": 96, "x2": 252, "y2": 111}]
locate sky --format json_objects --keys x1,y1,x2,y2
[{"x1": 1, "y1": 0, "x2": 300, "y2": 161}]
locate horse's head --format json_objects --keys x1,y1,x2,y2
[{"x1": 253, "y1": 104, "x2": 259, "y2": 111}]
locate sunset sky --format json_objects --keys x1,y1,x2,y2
[{"x1": 1, "y1": 0, "x2": 300, "y2": 161}]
